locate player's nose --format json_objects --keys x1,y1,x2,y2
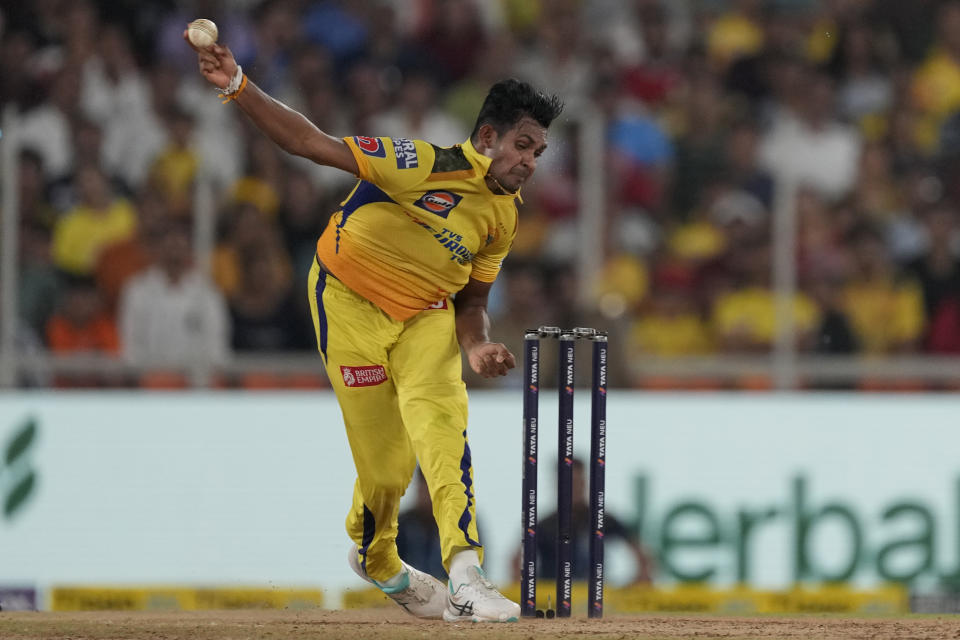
[{"x1": 521, "y1": 152, "x2": 537, "y2": 173}]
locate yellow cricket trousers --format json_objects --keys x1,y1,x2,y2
[{"x1": 307, "y1": 258, "x2": 483, "y2": 581}]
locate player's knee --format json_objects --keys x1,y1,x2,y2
[{"x1": 364, "y1": 476, "x2": 409, "y2": 498}]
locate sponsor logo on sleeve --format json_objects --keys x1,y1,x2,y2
[
  {"x1": 413, "y1": 190, "x2": 463, "y2": 218},
  {"x1": 425, "y1": 298, "x2": 449, "y2": 310},
  {"x1": 340, "y1": 365, "x2": 388, "y2": 387},
  {"x1": 353, "y1": 136, "x2": 386, "y2": 158},
  {"x1": 393, "y1": 138, "x2": 419, "y2": 169}
]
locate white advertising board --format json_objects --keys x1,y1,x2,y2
[{"x1": 1, "y1": 392, "x2": 959, "y2": 608}]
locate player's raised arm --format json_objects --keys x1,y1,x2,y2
[{"x1": 183, "y1": 30, "x2": 358, "y2": 175}]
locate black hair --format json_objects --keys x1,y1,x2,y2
[{"x1": 470, "y1": 79, "x2": 564, "y2": 141}]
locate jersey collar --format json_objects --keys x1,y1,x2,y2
[{"x1": 461, "y1": 138, "x2": 523, "y2": 202}]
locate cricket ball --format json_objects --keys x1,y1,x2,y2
[{"x1": 187, "y1": 19, "x2": 218, "y2": 48}]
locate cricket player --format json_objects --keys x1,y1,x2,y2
[{"x1": 187, "y1": 31, "x2": 562, "y2": 622}]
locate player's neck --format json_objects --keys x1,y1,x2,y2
[{"x1": 485, "y1": 173, "x2": 517, "y2": 196}]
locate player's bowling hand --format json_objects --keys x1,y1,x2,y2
[{"x1": 183, "y1": 30, "x2": 237, "y2": 89}]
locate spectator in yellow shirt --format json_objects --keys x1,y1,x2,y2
[
  {"x1": 51, "y1": 164, "x2": 137, "y2": 276},
  {"x1": 148, "y1": 107, "x2": 199, "y2": 218},
  {"x1": 711, "y1": 242, "x2": 821, "y2": 352},
  {"x1": 706, "y1": 0, "x2": 765, "y2": 72},
  {"x1": 843, "y1": 225, "x2": 924, "y2": 354},
  {"x1": 911, "y1": 2, "x2": 960, "y2": 151},
  {"x1": 630, "y1": 262, "x2": 713, "y2": 357}
]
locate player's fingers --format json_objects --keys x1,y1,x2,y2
[
  {"x1": 182, "y1": 30, "x2": 200, "y2": 52},
  {"x1": 479, "y1": 355, "x2": 498, "y2": 378},
  {"x1": 471, "y1": 356, "x2": 488, "y2": 377},
  {"x1": 212, "y1": 44, "x2": 233, "y2": 62},
  {"x1": 487, "y1": 354, "x2": 509, "y2": 377},
  {"x1": 476, "y1": 357, "x2": 491, "y2": 377},
  {"x1": 487, "y1": 347, "x2": 514, "y2": 375}
]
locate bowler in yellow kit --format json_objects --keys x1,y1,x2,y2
[{"x1": 186, "y1": 30, "x2": 562, "y2": 623}]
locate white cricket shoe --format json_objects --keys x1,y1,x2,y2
[
  {"x1": 443, "y1": 565, "x2": 521, "y2": 623},
  {"x1": 347, "y1": 546, "x2": 448, "y2": 619}
]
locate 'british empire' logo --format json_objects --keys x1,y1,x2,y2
[{"x1": 340, "y1": 365, "x2": 388, "y2": 387}]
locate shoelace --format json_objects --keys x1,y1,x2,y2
[
  {"x1": 356, "y1": 555, "x2": 436, "y2": 608},
  {"x1": 472, "y1": 570, "x2": 508, "y2": 600}
]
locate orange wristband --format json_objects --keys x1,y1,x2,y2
[{"x1": 219, "y1": 74, "x2": 248, "y2": 104}]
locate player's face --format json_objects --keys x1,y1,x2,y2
[{"x1": 487, "y1": 117, "x2": 548, "y2": 192}]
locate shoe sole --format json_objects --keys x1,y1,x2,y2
[{"x1": 442, "y1": 611, "x2": 519, "y2": 623}]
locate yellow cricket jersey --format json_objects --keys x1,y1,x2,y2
[
  {"x1": 315, "y1": 136, "x2": 519, "y2": 321},
  {"x1": 52, "y1": 199, "x2": 137, "y2": 276}
]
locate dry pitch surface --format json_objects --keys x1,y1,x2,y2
[{"x1": 3, "y1": 609, "x2": 960, "y2": 640}]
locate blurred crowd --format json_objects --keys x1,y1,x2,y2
[{"x1": 5, "y1": 0, "x2": 960, "y2": 389}]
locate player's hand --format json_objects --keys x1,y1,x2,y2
[
  {"x1": 467, "y1": 342, "x2": 516, "y2": 378},
  {"x1": 183, "y1": 30, "x2": 237, "y2": 90}
]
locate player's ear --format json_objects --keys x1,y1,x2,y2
[{"x1": 476, "y1": 123, "x2": 499, "y2": 156}]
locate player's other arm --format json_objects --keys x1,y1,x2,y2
[
  {"x1": 455, "y1": 278, "x2": 516, "y2": 378},
  {"x1": 185, "y1": 33, "x2": 358, "y2": 175}
]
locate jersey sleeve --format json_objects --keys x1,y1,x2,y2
[
  {"x1": 343, "y1": 136, "x2": 435, "y2": 196},
  {"x1": 470, "y1": 216, "x2": 517, "y2": 283}
]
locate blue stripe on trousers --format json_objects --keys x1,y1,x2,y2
[
  {"x1": 457, "y1": 431, "x2": 481, "y2": 547},
  {"x1": 314, "y1": 264, "x2": 328, "y2": 359},
  {"x1": 359, "y1": 504, "x2": 376, "y2": 573}
]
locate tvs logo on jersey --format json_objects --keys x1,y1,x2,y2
[
  {"x1": 393, "y1": 138, "x2": 418, "y2": 169},
  {"x1": 340, "y1": 365, "x2": 388, "y2": 387},
  {"x1": 353, "y1": 136, "x2": 386, "y2": 158},
  {"x1": 413, "y1": 190, "x2": 463, "y2": 218}
]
